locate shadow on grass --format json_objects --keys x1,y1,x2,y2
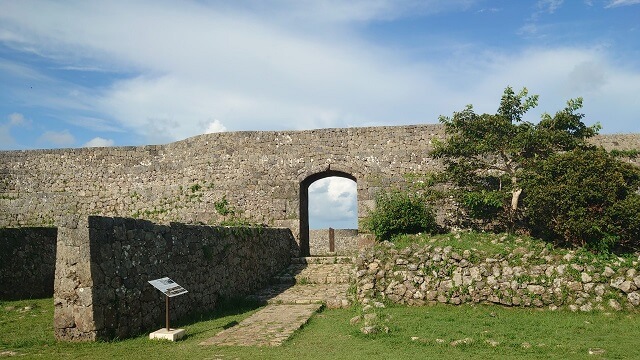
[{"x1": 171, "y1": 297, "x2": 264, "y2": 338}]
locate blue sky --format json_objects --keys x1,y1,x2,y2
[
  {"x1": 1, "y1": 0, "x2": 639, "y2": 228},
  {"x1": 1, "y1": 0, "x2": 639, "y2": 150}
]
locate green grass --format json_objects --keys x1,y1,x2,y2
[
  {"x1": 391, "y1": 231, "x2": 637, "y2": 268},
  {"x1": 2, "y1": 297, "x2": 639, "y2": 359}
]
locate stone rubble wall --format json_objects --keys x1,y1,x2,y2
[
  {"x1": 54, "y1": 216, "x2": 294, "y2": 341},
  {"x1": 0, "y1": 227, "x2": 57, "y2": 300},
  {"x1": 309, "y1": 228, "x2": 359, "y2": 255},
  {"x1": 357, "y1": 243, "x2": 640, "y2": 311}
]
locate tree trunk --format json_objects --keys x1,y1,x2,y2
[
  {"x1": 509, "y1": 187, "x2": 523, "y2": 234},
  {"x1": 510, "y1": 175, "x2": 522, "y2": 211},
  {"x1": 511, "y1": 188, "x2": 522, "y2": 210}
]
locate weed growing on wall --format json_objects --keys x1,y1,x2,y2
[{"x1": 214, "y1": 196, "x2": 235, "y2": 217}]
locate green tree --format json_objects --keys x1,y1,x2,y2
[
  {"x1": 522, "y1": 148, "x2": 640, "y2": 252},
  {"x1": 433, "y1": 86, "x2": 600, "y2": 230}
]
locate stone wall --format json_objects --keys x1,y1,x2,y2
[
  {"x1": 1, "y1": 125, "x2": 639, "y2": 255},
  {"x1": 357, "y1": 242, "x2": 640, "y2": 311},
  {"x1": 309, "y1": 229, "x2": 359, "y2": 255},
  {"x1": 54, "y1": 216, "x2": 293, "y2": 341},
  {"x1": 0, "y1": 125, "x2": 447, "y2": 254},
  {"x1": 0, "y1": 227, "x2": 57, "y2": 300}
]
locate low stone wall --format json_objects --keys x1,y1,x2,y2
[
  {"x1": 309, "y1": 229, "x2": 359, "y2": 255},
  {"x1": 356, "y1": 243, "x2": 640, "y2": 311},
  {"x1": 0, "y1": 227, "x2": 57, "y2": 300},
  {"x1": 54, "y1": 216, "x2": 294, "y2": 341}
]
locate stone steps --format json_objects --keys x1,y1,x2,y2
[
  {"x1": 291, "y1": 256, "x2": 354, "y2": 264},
  {"x1": 250, "y1": 256, "x2": 356, "y2": 308},
  {"x1": 201, "y1": 255, "x2": 356, "y2": 347},
  {"x1": 272, "y1": 262, "x2": 355, "y2": 285},
  {"x1": 247, "y1": 282, "x2": 352, "y2": 309}
]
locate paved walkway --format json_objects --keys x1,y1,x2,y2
[
  {"x1": 200, "y1": 256, "x2": 354, "y2": 347},
  {"x1": 199, "y1": 303, "x2": 322, "y2": 346}
]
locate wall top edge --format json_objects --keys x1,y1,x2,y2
[
  {"x1": 1, "y1": 123, "x2": 639, "y2": 156},
  {"x1": 0, "y1": 123, "x2": 444, "y2": 155}
]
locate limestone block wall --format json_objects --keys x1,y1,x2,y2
[
  {"x1": 0, "y1": 125, "x2": 447, "y2": 251},
  {"x1": 357, "y1": 243, "x2": 640, "y2": 311},
  {"x1": 54, "y1": 216, "x2": 293, "y2": 341},
  {"x1": 309, "y1": 229, "x2": 359, "y2": 255},
  {"x1": 0, "y1": 227, "x2": 57, "y2": 300},
  {"x1": 1, "y1": 125, "x2": 639, "y2": 255}
]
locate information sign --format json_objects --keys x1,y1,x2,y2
[{"x1": 148, "y1": 277, "x2": 188, "y2": 298}]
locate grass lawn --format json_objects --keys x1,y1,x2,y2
[{"x1": 1, "y1": 297, "x2": 638, "y2": 359}]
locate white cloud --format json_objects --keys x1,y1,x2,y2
[
  {"x1": 0, "y1": 113, "x2": 31, "y2": 149},
  {"x1": 308, "y1": 177, "x2": 357, "y2": 229},
  {"x1": 537, "y1": 0, "x2": 564, "y2": 13},
  {"x1": 261, "y1": 0, "x2": 478, "y2": 23},
  {"x1": 566, "y1": 61, "x2": 607, "y2": 94},
  {"x1": 67, "y1": 117, "x2": 124, "y2": 132},
  {"x1": 0, "y1": 125, "x2": 13, "y2": 148},
  {"x1": 204, "y1": 120, "x2": 227, "y2": 134},
  {"x1": 0, "y1": 0, "x2": 638, "y2": 144},
  {"x1": 8, "y1": 112, "x2": 27, "y2": 126},
  {"x1": 521, "y1": 0, "x2": 564, "y2": 37},
  {"x1": 0, "y1": 58, "x2": 49, "y2": 81},
  {"x1": 83, "y1": 137, "x2": 115, "y2": 147},
  {"x1": 38, "y1": 130, "x2": 75, "y2": 147},
  {"x1": 605, "y1": 0, "x2": 640, "y2": 8},
  {"x1": 0, "y1": 1, "x2": 450, "y2": 143},
  {"x1": 326, "y1": 177, "x2": 357, "y2": 203},
  {"x1": 431, "y1": 47, "x2": 640, "y2": 133},
  {"x1": 4, "y1": 112, "x2": 31, "y2": 129}
]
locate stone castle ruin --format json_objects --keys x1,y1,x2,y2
[{"x1": 1, "y1": 124, "x2": 640, "y2": 340}]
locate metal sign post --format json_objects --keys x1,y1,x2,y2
[{"x1": 148, "y1": 277, "x2": 188, "y2": 341}]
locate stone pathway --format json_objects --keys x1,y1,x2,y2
[
  {"x1": 200, "y1": 256, "x2": 354, "y2": 347},
  {"x1": 199, "y1": 303, "x2": 322, "y2": 346}
]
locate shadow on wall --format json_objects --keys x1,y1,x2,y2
[
  {"x1": 53, "y1": 216, "x2": 295, "y2": 341},
  {"x1": 0, "y1": 227, "x2": 57, "y2": 300}
]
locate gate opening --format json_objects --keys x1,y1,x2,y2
[{"x1": 299, "y1": 170, "x2": 356, "y2": 256}]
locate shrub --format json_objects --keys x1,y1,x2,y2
[
  {"x1": 461, "y1": 190, "x2": 505, "y2": 218},
  {"x1": 522, "y1": 149, "x2": 640, "y2": 252},
  {"x1": 363, "y1": 191, "x2": 437, "y2": 241}
]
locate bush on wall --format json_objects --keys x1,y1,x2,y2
[
  {"x1": 522, "y1": 148, "x2": 640, "y2": 253},
  {"x1": 363, "y1": 190, "x2": 438, "y2": 241}
]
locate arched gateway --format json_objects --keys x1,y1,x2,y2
[
  {"x1": 2, "y1": 124, "x2": 635, "y2": 255},
  {"x1": 299, "y1": 169, "x2": 356, "y2": 256},
  {"x1": 0, "y1": 125, "x2": 448, "y2": 254}
]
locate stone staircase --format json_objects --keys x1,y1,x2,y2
[
  {"x1": 250, "y1": 256, "x2": 355, "y2": 308},
  {"x1": 200, "y1": 256, "x2": 355, "y2": 346}
]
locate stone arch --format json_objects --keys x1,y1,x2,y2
[{"x1": 299, "y1": 169, "x2": 357, "y2": 257}]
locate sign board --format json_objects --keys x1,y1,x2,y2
[{"x1": 148, "y1": 277, "x2": 188, "y2": 297}]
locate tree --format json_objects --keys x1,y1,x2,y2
[
  {"x1": 433, "y1": 86, "x2": 600, "y2": 230},
  {"x1": 522, "y1": 148, "x2": 640, "y2": 252}
]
